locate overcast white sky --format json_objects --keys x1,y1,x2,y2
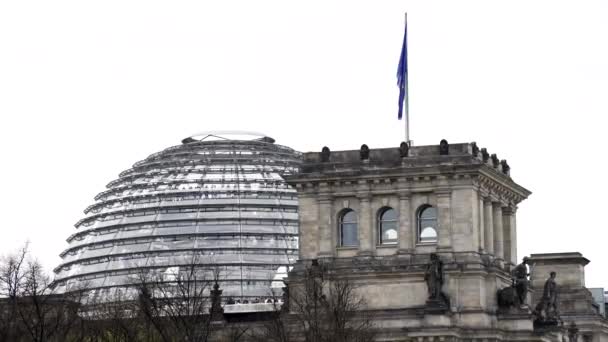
[{"x1": 1, "y1": 1, "x2": 607, "y2": 288}]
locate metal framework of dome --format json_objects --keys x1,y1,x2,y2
[{"x1": 53, "y1": 132, "x2": 301, "y2": 302}]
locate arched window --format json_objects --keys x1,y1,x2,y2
[
  {"x1": 378, "y1": 208, "x2": 398, "y2": 245},
  {"x1": 339, "y1": 209, "x2": 358, "y2": 247},
  {"x1": 418, "y1": 205, "x2": 438, "y2": 243}
]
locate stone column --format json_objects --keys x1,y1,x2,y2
[
  {"x1": 502, "y1": 206, "x2": 517, "y2": 265},
  {"x1": 317, "y1": 195, "x2": 333, "y2": 257},
  {"x1": 492, "y1": 203, "x2": 504, "y2": 261},
  {"x1": 358, "y1": 194, "x2": 374, "y2": 256},
  {"x1": 436, "y1": 190, "x2": 452, "y2": 250},
  {"x1": 483, "y1": 198, "x2": 494, "y2": 255},
  {"x1": 398, "y1": 192, "x2": 413, "y2": 253}
]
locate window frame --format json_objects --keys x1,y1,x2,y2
[
  {"x1": 377, "y1": 207, "x2": 398, "y2": 245},
  {"x1": 338, "y1": 209, "x2": 358, "y2": 247},
  {"x1": 417, "y1": 205, "x2": 438, "y2": 244}
]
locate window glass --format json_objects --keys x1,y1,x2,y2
[
  {"x1": 420, "y1": 227, "x2": 437, "y2": 241},
  {"x1": 418, "y1": 206, "x2": 438, "y2": 243},
  {"x1": 379, "y1": 208, "x2": 398, "y2": 244},
  {"x1": 339, "y1": 209, "x2": 358, "y2": 247}
]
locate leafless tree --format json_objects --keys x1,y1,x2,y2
[
  {"x1": 16, "y1": 260, "x2": 83, "y2": 342},
  {"x1": 218, "y1": 324, "x2": 249, "y2": 342},
  {"x1": 76, "y1": 289, "x2": 145, "y2": 342},
  {"x1": 135, "y1": 256, "x2": 226, "y2": 342},
  {"x1": 255, "y1": 263, "x2": 375, "y2": 342},
  {"x1": 251, "y1": 299, "x2": 290, "y2": 342},
  {"x1": 0, "y1": 245, "x2": 85, "y2": 342},
  {"x1": 0, "y1": 244, "x2": 29, "y2": 341},
  {"x1": 0, "y1": 244, "x2": 29, "y2": 299}
]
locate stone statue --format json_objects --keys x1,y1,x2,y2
[
  {"x1": 360, "y1": 144, "x2": 370, "y2": 160},
  {"x1": 424, "y1": 253, "x2": 449, "y2": 312},
  {"x1": 399, "y1": 141, "x2": 409, "y2": 158},
  {"x1": 512, "y1": 256, "x2": 530, "y2": 306},
  {"x1": 481, "y1": 148, "x2": 490, "y2": 162},
  {"x1": 534, "y1": 272, "x2": 560, "y2": 325},
  {"x1": 497, "y1": 286, "x2": 517, "y2": 309},
  {"x1": 497, "y1": 256, "x2": 529, "y2": 311},
  {"x1": 491, "y1": 154, "x2": 500, "y2": 168},
  {"x1": 209, "y1": 281, "x2": 225, "y2": 322},
  {"x1": 542, "y1": 272, "x2": 558, "y2": 311},
  {"x1": 321, "y1": 146, "x2": 330, "y2": 162},
  {"x1": 471, "y1": 142, "x2": 479, "y2": 156},
  {"x1": 425, "y1": 253, "x2": 443, "y2": 299},
  {"x1": 439, "y1": 139, "x2": 449, "y2": 155},
  {"x1": 501, "y1": 160, "x2": 510, "y2": 174}
]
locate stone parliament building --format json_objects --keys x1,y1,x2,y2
[
  {"x1": 284, "y1": 140, "x2": 608, "y2": 341},
  {"x1": 52, "y1": 134, "x2": 608, "y2": 341}
]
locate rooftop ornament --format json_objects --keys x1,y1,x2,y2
[
  {"x1": 399, "y1": 141, "x2": 409, "y2": 158},
  {"x1": 439, "y1": 139, "x2": 449, "y2": 155},
  {"x1": 491, "y1": 154, "x2": 500, "y2": 168},
  {"x1": 321, "y1": 146, "x2": 331, "y2": 162},
  {"x1": 481, "y1": 148, "x2": 490, "y2": 162},
  {"x1": 360, "y1": 144, "x2": 370, "y2": 160}
]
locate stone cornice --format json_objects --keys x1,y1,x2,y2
[{"x1": 477, "y1": 169, "x2": 531, "y2": 205}]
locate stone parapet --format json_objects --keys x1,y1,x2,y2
[{"x1": 529, "y1": 252, "x2": 589, "y2": 289}]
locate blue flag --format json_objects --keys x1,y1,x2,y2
[{"x1": 397, "y1": 18, "x2": 408, "y2": 120}]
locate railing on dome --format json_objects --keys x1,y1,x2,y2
[{"x1": 181, "y1": 130, "x2": 274, "y2": 144}]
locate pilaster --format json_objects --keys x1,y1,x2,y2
[
  {"x1": 357, "y1": 193, "x2": 374, "y2": 256},
  {"x1": 317, "y1": 193, "x2": 334, "y2": 257},
  {"x1": 492, "y1": 202, "x2": 504, "y2": 262},
  {"x1": 478, "y1": 192, "x2": 485, "y2": 253},
  {"x1": 436, "y1": 189, "x2": 452, "y2": 251},
  {"x1": 470, "y1": 188, "x2": 481, "y2": 252},
  {"x1": 483, "y1": 197, "x2": 494, "y2": 255},
  {"x1": 398, "y1": 191, "x2": 413, "y2": 253}
]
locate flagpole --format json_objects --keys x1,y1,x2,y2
[
  {"x1": 404, "y1": 12, "x2": 410, "y2": 145},
  {"x1": 397, "y1": 12, "x2": 410, "y2": 145}
]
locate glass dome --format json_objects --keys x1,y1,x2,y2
[{"x1": 53, "y1": 132, "x2": 301, "y2": 302}]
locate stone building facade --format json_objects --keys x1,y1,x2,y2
[{"x1": 284, "y1": 141, "x2": 608, "y2": 341}]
